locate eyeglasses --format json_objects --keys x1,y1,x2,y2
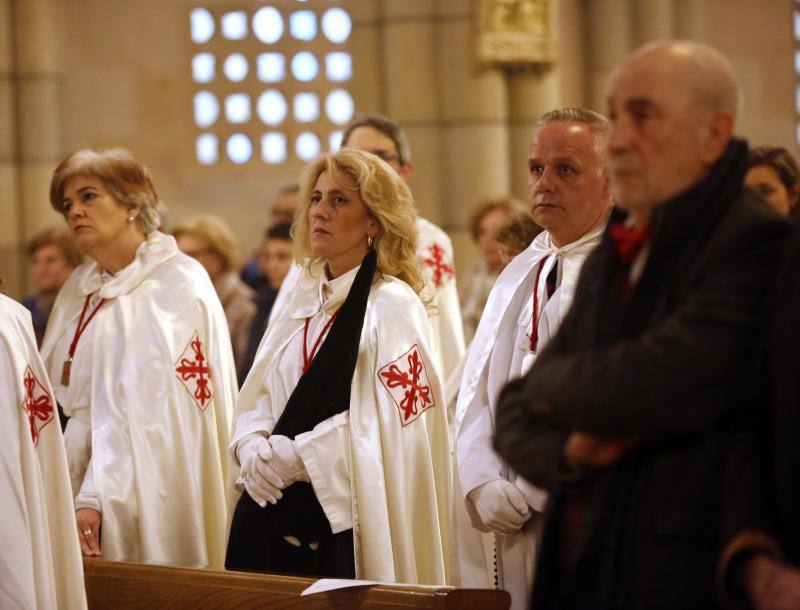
[{"x1": 369, "y1": 150, "x2": 400, "y2": 164}]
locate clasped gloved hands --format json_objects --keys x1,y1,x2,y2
[
  {"x1": 238, "y1": 434, "x2": 310, "y2": 508},
  {"x1": 468, "y1": 479, "x2": 532, "y2": 536}
]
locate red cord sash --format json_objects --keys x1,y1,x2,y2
[
  {"x1": 302, "y1": 307, "x2": 341, "y2": 374},
  {"x1": 61, "y1": 293, "x2": 106, "y2": 386},
  {"x1": 529, "y1": 260, "x2": 546, "y2": 353}
]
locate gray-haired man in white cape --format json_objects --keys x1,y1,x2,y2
[{"x1": 453, "y1": 108, "x2": 613, "y2": 610}]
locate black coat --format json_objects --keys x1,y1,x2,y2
[
  {"x1": 494, "y1": 140, "x2": 793, "y2": 610},
  {"x1": 767, "y1": 222, "x2": 800, "y2": 564}
]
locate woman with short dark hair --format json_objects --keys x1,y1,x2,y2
[
  {"x1": 42, "y1": 148, "x2": 237, "y2": 568},
  {"x1": 746, "y1": 146, "x2": 800, "y2": 216}
]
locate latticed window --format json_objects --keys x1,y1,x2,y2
[
  {"x1": 796, "y1": 1, "x2": 800, "y2": 146},
  {"x1": 189, "y1": 2, "x2": 354, "y2": 165}
]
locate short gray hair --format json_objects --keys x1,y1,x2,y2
[
  {"x1": 50, "y1": 148, "x2": 161, "y2": 235},
  {"x1": 537, "y1": 108, "x2": 610, "y2": 150}
]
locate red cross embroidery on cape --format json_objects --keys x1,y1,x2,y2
[
  {"x1": 21, "y1": 365, "x2": 54, "y2": 445},
  {"x1": 378, "y1": 344, "x2": 435, "y2": 426},
  {"x1": 421, "y1": 243, "x2": 455, "y2": 288},
  {"x1": 175, "y1": 331, "x2": 213, "y2": 411}
]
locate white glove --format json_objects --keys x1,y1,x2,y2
[
  {"x1": 267, "y1": 435, "x2": 310, "y2": 485},
  {"x1": 516, "y1": 477, "x2": 549, "y2": 514},
  {"x1": 467, "y1": 479, "x2": 532, "y2": 536},
  {"x1": 237, "y1": 436, "x2": 283, "y2": 508}
]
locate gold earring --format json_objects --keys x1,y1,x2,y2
[{"x1": 367, "y1": 235, "x2": 374, "y2": 248}]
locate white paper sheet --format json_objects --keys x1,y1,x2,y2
[{"x1": 301, "y1": 578, "x2": 454, "y2": 596}]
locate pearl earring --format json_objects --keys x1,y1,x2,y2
[{"x1": 128, "y1": 216, "x2": 135, "y2": 223}]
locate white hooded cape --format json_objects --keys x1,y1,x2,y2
[
  {"x1": 40, "y1": 231, "x2": 237, "y2": 569},
  {"x1": 453, "y1": 225, "x2": 604, "y2": 609},
  {"x1": 231, "y1": 261, "x2": 453, "y2": 584},
  {"x1": 0, "y1": 294, "x2": 86, "y2": 610}
]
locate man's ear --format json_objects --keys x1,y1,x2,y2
[
  {"x1": 601, "y1": 167, "x2": 613, "y2": 202},
  {"x1": 397, "y1": 160, "x2": 414, "y2": 183},
  {"x1": 700, "y1": 109, "x2": 734, "y2": 165},
  {"x1": 790, "y1": 184, "x2": 800, "y2": 210}
]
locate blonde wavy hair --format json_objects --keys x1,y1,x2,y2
[{"x1": 293, "y1": 149, "x2": 429, "y2": 302}]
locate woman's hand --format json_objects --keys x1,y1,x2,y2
[
  {"x1": 76, "y1": 508, "x2": 102, "y2": 557},
  {"x1": 237, "y1": 435, "x2": 283, "y2": 507}
]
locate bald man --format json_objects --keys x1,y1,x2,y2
[{"x1": 494, "y1": 40, "x2": 793, "y2": 610}]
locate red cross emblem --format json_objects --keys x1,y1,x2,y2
[
  {"x1": 421, "y1": 243, "x2": 455, "y2": 288},
  {"x1": 378, "y1": 344, "x2": 435, "y2": 426},
  {"x1": 21, "y1": 365, "x2": 54, "y2": 445},
  {"x1": 175, "y1": 331, "x2": 213, "y2": 411}
]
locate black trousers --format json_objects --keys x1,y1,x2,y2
[{"x1": 225, "y1": 482, "x2": 355, "y2": 578}]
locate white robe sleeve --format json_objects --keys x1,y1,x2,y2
[
  {"x1": 75, "y1": 456, "x2": 101, "y2": 512},
  {"x1": 229, "y1": 390, "x2": 277, "y2": 460},
  {"x1": 295, "y1": 410, "x2": 352, "y2": 533},
  {"x1": 62, "y1": 417, "x2": 92, "y2": 497},
  {"x1": 456, "y1": 372, "x2": 505, "y2": 498}
]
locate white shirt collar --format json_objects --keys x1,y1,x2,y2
[
  {"x1": 318, "y1": 264, "x2": 360, "y2": 310},
  {"x1": 288, "y1": 259, "x2": 362, "y2": 319}
]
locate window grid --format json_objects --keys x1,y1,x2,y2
[
  {"x1": 190, "y1": 2, "x2": 353, "y2": 165},
  {"x1": 796, "y1": 2, "x2": 800, "y2": 147}
]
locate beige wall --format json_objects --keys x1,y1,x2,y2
[
  {"x1": 706, "y1": 0, "x2": 797, "y2": 153},
  {"x1": 1, "y1": 0, "x2": 797, "y2": 298}
]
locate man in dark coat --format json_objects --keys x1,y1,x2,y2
[{"x1": 493, "y1": 40, "x2": 793, "y2": 610}]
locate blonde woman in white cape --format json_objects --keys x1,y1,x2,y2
[
  {"x1": 0, "y1": 293, "x2": 86, "y2": 610},
  {"x1": 41, "y1": 149, "x2": 237, "y2": 569},
  {"x1": 226, "y1": 149, "x2": 452, "y2": 584}
]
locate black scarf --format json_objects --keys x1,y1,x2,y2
[{"x1": 226, "y1": 249, "x2": 377, "y2": 576}]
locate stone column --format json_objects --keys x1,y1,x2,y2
[
  {"x1": 14, "y1": 0, "x2": 63, "y2": 295},
  {"x1": 0, "y1": 0, "x2": 63, "y2": 296},
  {"x1": 349, "y1": 0, "x2": 382, "y2": 113},
  {"x1": 379, "y1": 0, "x2": 443, "y2": 230},
  {"x1": 585, "y1": 0, "x2": 633, "y2": 111},
  {"x1": 674, "y1": 0, "x2": 708, "y2": 40},
  {"x1": 556, "y1": 0, "x2": 587, "y2": 108},
  {"x1": 434, "y1": 0, "x2": 510, "y2": 274},
  {"x1": 633, "y1": 0, "x2": 674, "y2": 44},
  {"x1": 0, "y1": 0, "x2": 22, "y2": 295},
  {"x1": 507, "y1": 69, "x2": 557, "y2": 204},
  {"x1": 507, "y1": 0, "x2": 584, "y2": 202}
]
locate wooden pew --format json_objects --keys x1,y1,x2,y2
[{"x1": 83, "y1": 559, "x2": 511, "y2": 609}]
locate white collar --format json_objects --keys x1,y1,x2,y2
[
  {"x1": 78, "y1": 232, "x2": 178, "y2": 299},
  {"x1": 531, "y1": 221, "x2": 607, "y2": 258},
  {"x1": 289, "y1": 259, "x2": 362, "y2": 319}
]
